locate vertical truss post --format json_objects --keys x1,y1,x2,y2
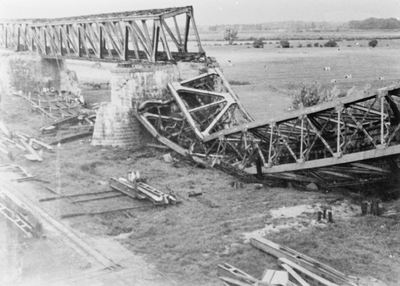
[
  {"x1": 43, "y1": 28, "x2": 47, "y2": 55},
  {"x1": 99, "y1": 27, "x2": 104, "y2": 59},
  {"x1": 183, "y1": 13, "x2": 190, "y2": 53},
  {"x1": 152, "y1": 23, "x2": 160, "y2": 62},
  {"x1": 5, "y1": 26, "x2": 8, "y2": 48},
  {"x1": 299, "y1": 116, "x2": 304, "y2": 161},
  {"x1": 78, "y1": 28, "x2": 82, "y2": 57},
  {"x1": 16, "y1": 26, "x2": 20, "y2": 51},
  {"x1": 268, "y1": 125, "x2": 274, "y2": 166},
  {"x1": 336, "y1": 106, "x2": 342, "y2": 156},
  {"x1": 66, "y1": 25, "x2": 70, "y2": 52},
  {"x1": 123, "y1": 25, "x2": 129, "y2": 61},
  {"x1": 59, "y1": 28, "x2": 64, "y2": 56}
]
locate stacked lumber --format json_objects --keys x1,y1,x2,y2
[{"x1": 109, "y1": 174, "x2": 177, "y2": 205}]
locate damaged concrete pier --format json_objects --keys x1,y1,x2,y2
[{"x1": 91, "y1": 61, "x2": 210, "y2": 147}]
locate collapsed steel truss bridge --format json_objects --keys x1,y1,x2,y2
[
  {"x1": 136, "y1": 68, "x2": 400, "y2": 191},
  {"x1": 2, "y1": 7, "x2": 400, "y2": 191},
  {"x1": 0, "y1": 6, "x2": 204, "y2": 62}
]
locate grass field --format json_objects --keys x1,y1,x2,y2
[
  {"x1": 202, "y1": 39, "x2": 400, "y2": 120},
  {"x1": 2, "y1": 36, "x2": 400, "y2": 285}
]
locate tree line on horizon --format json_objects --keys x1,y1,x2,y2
[{"x1": 205, "y1": 17, "x2": 400, "y2": 32}]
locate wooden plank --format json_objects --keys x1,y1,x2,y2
[
  {"x1": 218, "y1": 276, "x2": 254, "y2": 286},
  {"x1": 18, "y1": 138, "x2": 42, "y2": 162},
  {"x1": 217, "y1": 263, "x2": 259, "y2": 285},
  {"x1": 39, "y1": 190, "x2": 117, "y2": 202},
  {"x1": 61, "y1": 205, "x2": 152, "y2": 219},
  {"x1": 30, "y1": 138, "x2": 53, "y2": 151},
  {"x1": 250, "y1": 237, "x2": 358, "y2": 286},
  {"x1": 281, "y1": 264, "x2": 310, "y2": 286},
  {"x1": 45, "y1": 186, "x2": 59, "y2": 195},
  {"x1": 71, "y1": 194, "x2": 125, "y2": 204},
  {"x1": 261, "y1": 270, "x2": 289, "y2": 285},
  {"x1": 278, "y1": 258, "x2": 339, "y2": 286},
  {"x1": 49, "y1": 131, "x2": 93, "y2": 145},
  {"x1": 109, "y1": 177, "x2": 139, "y2": 200}
]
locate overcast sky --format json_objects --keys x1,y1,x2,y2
[{"x1": 1, "y1": 0, "x2": 399, "y2": 24}]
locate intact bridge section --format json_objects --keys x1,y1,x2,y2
[{"x1": 0, "y1": 6, "x2": 204, "y2": 63}]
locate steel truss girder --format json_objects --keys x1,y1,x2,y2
[
  {"x1": 136, "y1": 69, "x2": 400, "y2": 189},
  {"x1": 0, "y1": 6, "x2": 204, "y2": 63}
]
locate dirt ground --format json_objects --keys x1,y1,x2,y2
[{"x1": 1, "y1": 40, "x2": 400, "y2": 286}]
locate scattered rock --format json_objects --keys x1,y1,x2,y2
[
  {"x1": 163, "y1": 153, "x2": 173, "y2": 163},
  {"x1": 97, "y1": 180, "x2": 108, "y2": 186},
  {"x1": 254, "y1": 183, "x2": 263, "y2": 189},
  {"x1": 306, "y1": 182, "x2": 318, "y2": 191}
]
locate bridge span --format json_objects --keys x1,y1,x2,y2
[{"x1": 0, "y1": 6, "x2": 204, "y2": 63}]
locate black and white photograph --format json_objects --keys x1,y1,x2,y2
[{"x1": 0, "y1": 0, "x2": 400, "y2": 285}]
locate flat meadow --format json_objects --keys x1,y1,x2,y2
[{"x1": 200, "y1": 38, "x2": 400, "y2": 120}]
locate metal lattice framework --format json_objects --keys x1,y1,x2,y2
[
  {"x1": 136, "y1": 68, "x2": 400, "y2": 190},
  {"x1": 0, "y1": 6, "x2": 204, "y2": 62}
]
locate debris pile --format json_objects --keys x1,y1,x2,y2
[
  {"x1": 0, "y1": 122, "x2": 53, "y2": 162},
  {"x1": 218, "y1": 237, "x2": 387, "y2": 286}
]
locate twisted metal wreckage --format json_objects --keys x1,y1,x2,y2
[{"x1": 135, "y1": 68, "x2": 400, "y2": 191}]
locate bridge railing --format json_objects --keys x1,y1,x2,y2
[{"x1": 0, "y1": 6, "x2": 204, "y2": 63}]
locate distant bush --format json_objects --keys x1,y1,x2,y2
[
  {"x1": 229, "y1": 80, "x2": 251, "y2": 85},
  {"x1": 347, "y1": 45, "x2": 352, "y2": 47},
  {"x1": 291, "y1": 83, "x2": 343, "y2": 110},
  {"x1": 368, "y1": 39, "x2": 378, "y2": 47},
  {"x1": 253, "y1": 39, "x2": 264, "y2": 48},
  {"x1": 280, "y1": 40, "x2": 290, "y2": 48},
  {"x1": 298, "y1": 44, "x2": 303, "y2": 48},
  {"x1": 306, "y1": 43, "x2": 312, "y2": 47},
  {"x1": 314, "y1": 42, "x2": 319, "y2": 47},
  {"x1": 324, "y1": 40, "x2": 338, "y2": 47},
  {"x1": 268, "y1": 41, "x2": 273, "y2": 44}
]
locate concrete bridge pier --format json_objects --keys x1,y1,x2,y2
[{"x1": 91, "y1": 62, "x2": 209, "y2": 148}]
